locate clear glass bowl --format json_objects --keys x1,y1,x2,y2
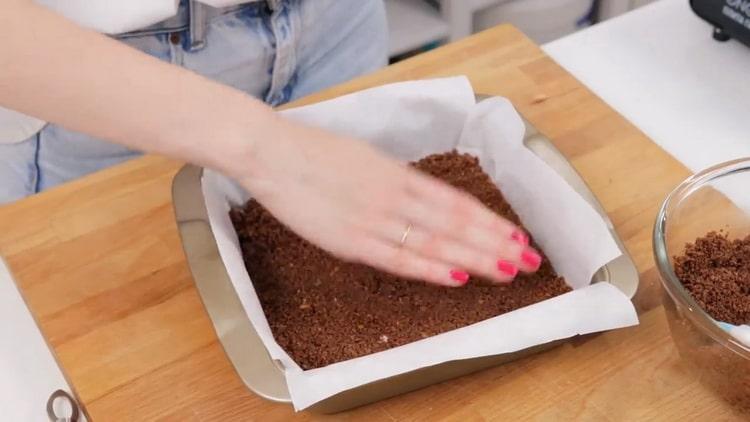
[{"x1": 654, "y1": 158, "x2": 750, "y2": 412}]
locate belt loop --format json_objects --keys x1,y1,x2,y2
[{"x1": 188, "y1": 0, "x2": 208, "y2": 51}]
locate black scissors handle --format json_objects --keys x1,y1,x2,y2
[{"x1": 46, "y1": 389, "x2": 81, "y2": 422}]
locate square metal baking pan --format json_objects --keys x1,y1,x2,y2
[{"x1": 171, "y1": 97, "x2": 639, "y2": 413}]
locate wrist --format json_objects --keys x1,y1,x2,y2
[
  {"x1": 222, "y1": 106, "x2": 294, "y2": 192},
  {"x1": 206, "y1": 96, "x2": 286, "y2": 182}
]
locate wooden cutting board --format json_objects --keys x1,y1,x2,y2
[{"x1": 0, "y1": 25, "x2": 738, "y2": 420}]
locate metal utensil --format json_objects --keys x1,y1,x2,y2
[{"x1": 46, "y1": 389, "x2": 80, "y2": 422}]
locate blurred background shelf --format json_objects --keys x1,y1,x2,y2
[
  {"x1": 386, "y1": 0, "x2": 449, "y2": 57},
  {"x1": 385, "y1": 0, "x2": 658, "y2": 61}
]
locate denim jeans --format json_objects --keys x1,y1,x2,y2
[{"x1": 0, "y1": 0, "x2": 387, "y2": 203}]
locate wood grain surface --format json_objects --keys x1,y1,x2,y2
[{"x1": 0, "y1": 25, "x2": 740, "y2": 421}]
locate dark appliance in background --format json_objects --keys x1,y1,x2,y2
[{"x1": 691, "y1": 0, "x2": 750, "y2": 46}]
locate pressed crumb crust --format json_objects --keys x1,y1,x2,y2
[{"x1": 230, "y1": 151, "x2": 570, "y2": 369}]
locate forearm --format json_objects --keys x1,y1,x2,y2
[{"x1": 0, "y1": 0, "x2": 283, "y2": 179}]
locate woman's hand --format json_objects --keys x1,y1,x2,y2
[{"x1": 238, "y1": 117, "x2": 542, "y2": 287}]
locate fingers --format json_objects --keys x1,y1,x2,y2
[
  {"x1": 404, "y1": 224, "x2": 521, "y2": 284},
  {"x1": 345, "y1": 166, "x2": 542, "y2": 286},
  {"x1": 399, "y1": 169, "x2": 542, "y2": 274},
  {"x1": 361, "y1": 216, "x2": 517, "y2": 284},
  {"x1": 354, "y1": 237, "x2": 470, "y2": 287},
  {"x1": 406, "y1": 171, "x2": 509, "y2": 232}
]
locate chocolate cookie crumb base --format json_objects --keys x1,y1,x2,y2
[
  {"x1": 674, "y1": 231, "x2": 750, "y2": 325},
  {"x1": 230, "y1": 151, "x2": 570, "y2": 370}
]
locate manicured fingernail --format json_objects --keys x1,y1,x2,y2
[
  {"x1": 521, "y1": 250, "x2": 542, "y2": 270},
  {"x1": 450, "y1": 269, "x2": 469, "y2": 285},
  {"x1": 497, "y1": 260, "x2": 518, "y2": 277},
  {"x1": 511, "y1": 230, "x2": 529, "y2": 246}
]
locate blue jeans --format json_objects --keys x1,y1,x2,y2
[{"x1": 0, "y1": 0, "x2": 387, "y2": 204}]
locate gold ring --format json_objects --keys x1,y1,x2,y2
[{"x1": 400, "y1": 223, "x2": 412, "y2": 247}]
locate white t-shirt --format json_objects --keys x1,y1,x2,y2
[{"x1": 0, "y1": 0, "x2": 253, "y2": 144}]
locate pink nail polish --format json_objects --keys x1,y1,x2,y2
[
  {"x1": 511, "y1": 230, "x2": 529, "y2": 246},
  {"x1": 450, "y1": 270, "x2": 470, "y2": 285},
  {"x1": 521, "y1": 250, "x2": 542, "y2": 270},
  {"x1": 497, "y1": 260, "x2": 518, "y2": 277}
]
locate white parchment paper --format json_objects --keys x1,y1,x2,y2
[{"x1": 201, "y1": 76, "x2": 639, "y2": 410}]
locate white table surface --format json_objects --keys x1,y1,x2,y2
[
  {"x1": 544, "y1": 0, "x2": 750, "y2": 173},
  {"x1": 0, "y1": 258, "x2": 84, "y2": 421}
]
